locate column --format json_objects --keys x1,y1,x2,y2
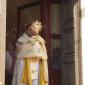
[{"x1": 81, "y1": 0, "x2": 85, "y2": 85}]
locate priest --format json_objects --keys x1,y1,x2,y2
[{"x1": 12, "y1": 20, "x2": 48, "y2": 85}]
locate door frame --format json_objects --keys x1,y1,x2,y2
[
  {"x1": 0, "y1": 0, "x2": 6, "y2": 85},
  {"x1": 73, "y1": 0, "x2": 82, "y2": 85}
]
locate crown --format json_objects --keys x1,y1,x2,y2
[{"x1": 31, "y1": 20, "x2": 43, "y2": 33}]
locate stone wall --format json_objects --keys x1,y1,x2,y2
[
  {"x1": 0, "y1": 0, "x2": 6, "y2": 84},
  {"x1": 81, "y1": 0, "x2": 85, "y2": 85}
]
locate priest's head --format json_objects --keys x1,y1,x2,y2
[{"x1": 26, "y1": 20, "x2": 43, "y2": 37}]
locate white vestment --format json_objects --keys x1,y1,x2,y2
[
  {"x1": 12, "y1": 59, "x2": 39, "y2": 85},
  {"x1": 12, "y1": 33, "x2": 48, "y2": 85}
]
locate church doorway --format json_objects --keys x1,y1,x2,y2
[{"x1": 5, "y1": 0, "x2": 81, "y2": 85}]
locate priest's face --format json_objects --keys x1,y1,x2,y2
[{"x1": 27, "y1": 26, "x2": 37, "y2": 37}]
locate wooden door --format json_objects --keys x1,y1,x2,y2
[{"x1": 60, "y1": 0, "x2": 80, "y2": 85}]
